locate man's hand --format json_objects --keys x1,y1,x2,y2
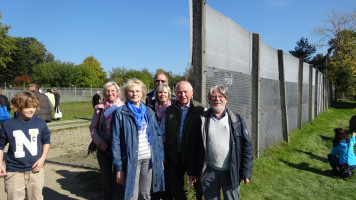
[
  {"x1": 116, "y1": 171, "x2": 125, "y2": 185},
  {"x1": 0, "y1": 164, "x2": 6, "y2": 178},
  {"x1": 188, "y1": 176, "x2": 197, "y2": 186},
  {"x1": 242, "y1": 178, "x2": 250, "y2": 184}
]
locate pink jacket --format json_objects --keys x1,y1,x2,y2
[{"x1": 89, "y1": 103, "x2": 106, "y2": 146}]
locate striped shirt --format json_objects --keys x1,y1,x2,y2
[{"x1": 138, "y1": 119, "x2": 151, "y2": 160}]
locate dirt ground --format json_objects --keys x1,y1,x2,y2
[{"x1": 0, "y1": 124, "x2": 104, "y2": 200}]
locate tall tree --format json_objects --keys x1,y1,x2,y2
[
  {"x1": 289, "y1": 37, "x2": 316, "y2": 63},
  {"x1": 310, "y1": 53, "x2": 328, "y2": 73},
  {"x1": 0, "y1": 13, "x2": 15, "y2": 68},
  {"x1": 82, "y1": 56, "x2": 106, "y2": 85}
]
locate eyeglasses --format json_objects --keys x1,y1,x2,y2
[
  {"x1": 155, "y1": 80, "x2": 167, "y2": 83},
  {"x1": 211, "y1": 95, "x2": 225, "y2": 100}
]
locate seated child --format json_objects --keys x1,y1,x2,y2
[
  {"x1": 0, "y1": 91, "x2": 51, "y2": 200},
  {"x1": 328, "y1": 128, "x2": 356, "y2": 176}
]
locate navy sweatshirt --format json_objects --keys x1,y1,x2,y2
[{"x1": 0, "y1": 117, "x2": 51, "y2": 172}]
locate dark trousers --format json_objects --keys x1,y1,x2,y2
[
  {"x1": 167, "y1": 161, "x2": 203, "y2": 200},
  {"x1": 97, "y1": 149, "x2": 114, "y2": 200},
  {"x1": 152, "y1": 162, "x2": 173, "y2": 200}
]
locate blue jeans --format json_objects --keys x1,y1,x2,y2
[{"x1": 200, "y1": 166, "x2": 240, "y2": 200}]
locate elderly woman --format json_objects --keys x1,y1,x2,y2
[
  {"x1": 89, "y1": 82, "x2": 124, "y2": 200},
  {"x1": 111, "y1": 78, "x2": 165, "y2": 200},
  {"x1": 152, "y1": 84, "x2": 173, "y2": 200}
]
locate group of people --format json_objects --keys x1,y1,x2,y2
[{"x1": 89, "y1": 72, "x2": 254, "y2": 200}]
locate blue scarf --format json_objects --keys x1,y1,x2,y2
[{"x1": 126, "y1": 101, "x2": 152, "y2": 145}]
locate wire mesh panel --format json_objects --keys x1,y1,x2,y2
[
  {"x1": 205, "y1": 5, "x2": 253, "y2": 132},
  {"x1": 259, "y1": 41, "x2": 282, "y2": 151},
  {"x1": 302, "y1": 63, "x2": 309, "y2": 125},
  {"x1": 283, "y1": 53, "x2": 299, "y2": 132},
  {"x1": 206, "y1": 5, "x2": 252, "y2": 75},
  {"x1": 205, "y1": 67, "x2": 252, "y2": 131}
]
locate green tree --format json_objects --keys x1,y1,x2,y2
[
  {"x1": 73, "y1": 64, "x2": 101, "y2": 87},
  {"x1": 310, "y1": 53, "x2": 328, "y2": 73},
  {"x1": 82, "y1": 56, "x2": 106, "y2": 85},
  {"x1": 289, "y1": 37, "x2": 316, "y2": 63},
  {"x1": 334, "y1": 67, "x2": 355, "y2": 98},
  {"x1": 0, "y1": 13, "x2": 15, "y2": 68},
  {"x1": 125, "y1": 68, "x2": 153, "y2": 90},
  {"x1": 109, "y1": 66, "x2": 128, "y2": 86}
]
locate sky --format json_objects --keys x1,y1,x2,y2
[{"x1": 0, "y1": 0, "x2": 355, "y2": 75}]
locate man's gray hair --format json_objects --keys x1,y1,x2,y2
[
  {"x1": 102, "y1": 82, "x2": 120, "y2": 96},
  {"x1": 207, "y1": 84, "x2": 228, "y2": 101},
  {"x1": 96, "y1": 90, "x2": 101, "y2": 95}
]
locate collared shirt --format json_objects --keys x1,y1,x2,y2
[
  {"x1": 178, "y1": 101, "x2": 190, "y2": 152},
  {"x1": 211, "y1": 109, "x2": 227, "y2": 120}
]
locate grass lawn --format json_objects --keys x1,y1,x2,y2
[
  {"x1": 57, "y1": 102, "x2": 93, "y2": 121},
  {"x1": 238, "y1": 101, "x2": 356, "y2": 200}
]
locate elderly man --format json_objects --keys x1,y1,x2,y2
[
  {"x1": 145, "y1": 72, "x2": 176, "y2": 110},
  {"x1": 187, "y1": 84, "x2": 253, "y2": 200},
  {"x1": 92, "y1": 90, "x2": 101, "y2": 108},
  {"x1": 28, "y1": 83, "x2": 52, "y2": 123},
  {"x1": 165, "y1": 81, "x2": 205, "y2": 200}
]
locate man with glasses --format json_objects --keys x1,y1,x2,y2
[
  {"x1": 145, "y1": 72, "x2": 176, "y2": 110},
  {"x1": 187, "y1": 84, "x2": 253, "y2": 200}
]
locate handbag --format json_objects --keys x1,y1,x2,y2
[{"x1": 55, "y1": 107, "x2": 62, "y2": 119}]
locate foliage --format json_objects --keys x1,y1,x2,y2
[
  {"x1": 72, "y1": 64, "x2": 101, "y2": 88},
  {"x1": 0, "y1": 13, "x2": 15, "y2": 68},
  {"x1": 32, "y1": 60, "x2": 101, "y2": 87},
  {"x1": 0, "y1": 36, "x2": 53, "y2": 85},
  {"x1": 334, "y1": 67, "x2": 355, "y2": 97},
  {"x1": 310, "y1": 53, "x2": 328, "y2": 73},
  {"x1": 82, "y1": 56, "x2": 106, "y2": 86},
  {"x1": 289, "y1": 37, "x2": 316, "y2": 63},
  {"x1": 108, "y1": 67, "x2": 154, "y2": 89},
  {"x1": 183, "y1": 66, "x2": 194, "y2": 84},
  {"x1": 14, "y1": 74, "x2": 31, "y2": 86}
]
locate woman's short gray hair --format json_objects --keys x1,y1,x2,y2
[
  {"x1": 207, "y1": 84, "x2": 228, "y2": 101},
  {"x1": 102, "y1": 82, "x2": 120, "y2": 96},
  {"x1": 155, "y1": 84, "x2": 171, "y2": 101}
]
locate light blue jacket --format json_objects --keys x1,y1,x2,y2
[
  {"x1": 348, "y1": 135, "x2": 356, "y2": 166},
  {"x1": 110, "y1": 103, "x2": 165, "y2": 199}
]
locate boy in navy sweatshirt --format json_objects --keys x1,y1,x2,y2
[{"x1": 0, "y1": 91, "x2": 51, "y2": 200}]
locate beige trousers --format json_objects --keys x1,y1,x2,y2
[{"x1": 4, "y1": 169, "x2": 44, "y2": 200}]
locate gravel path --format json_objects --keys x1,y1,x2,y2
[{"x1": 0, "y1": 122, "x2": 103, "y2": 200}]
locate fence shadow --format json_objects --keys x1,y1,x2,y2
[
  {"x1": 280, "y1": 159, "x2": 334, "y2": 178},
  {"x1": 296, "y1": 150, "x2": 328, "y2": 163},
  {"x1": 331, "y1": 101, "x2": 356, "y2": 109},
  {"x1": 319, "y1": 135, "x2": 333, "y2": 141},
  {"x1": 55, "y1": 170, "x2": 102, "y2": 200},
  {"x1": 74, "y1": 117, "x2": 92, "y2": 121}
]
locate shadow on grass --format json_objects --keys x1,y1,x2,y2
[
  {"x1": 296, "y1": 150, "x2": 328, "y2": 163},
  {"x1": 331, "y1": 101, "x2": 356, "y2": 109},
  {"x1": 56, "y1": 170, "x2": 102, "y2": 200},
  {"x1": 320, "y1": 135, "x2": 333, "y2": 141},
  {"x1": 280, "y1": 159, "x2": 334, "y2": 178},
  {"x1": 74, "y1": 117, "x2": 92, "y2": 121},
  {"x1": 46, "y1": 160, "x2": 98, "y2": 171}
]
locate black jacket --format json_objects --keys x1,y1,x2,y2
[
  {"x1": 187, "y1": 108, "x2": 253, "y2": 188},
  {"x1": 0, "y1": 95, "x2": 10, "y2": 112}
]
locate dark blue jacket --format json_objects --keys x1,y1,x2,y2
[
  {"x1": 110, "y1": 103, "x2": 165, "y2": 199},
  {"x1": 187, "y1": 108, "x2": 253, "y2": 188}
]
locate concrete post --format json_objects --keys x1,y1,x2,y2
[
  {"x1": 278, "y1": 50, "x2": 289, "y2": 143},
  {"x1": 191, "y1": 0, "x2": 206, "y2": 106},
  {"x1": 252, "y1": 33, "x2": 260, "y2": 157},
  {"x1": 308, "y1": 64, "x2": 313, "y2": 121},
  {"x1": 297, "y1": 59, "x2": 303, "y2": 129},
  {"x1": 314, "y1": 70, "x2": 319, "y2": 118}
]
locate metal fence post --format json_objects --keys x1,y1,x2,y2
[
  {"x1": 278, "y1": 50, "x2": 289, "y2": 143},
  {"x1": 252, "y1": 33, "x2": 260, "y2": 157}
]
